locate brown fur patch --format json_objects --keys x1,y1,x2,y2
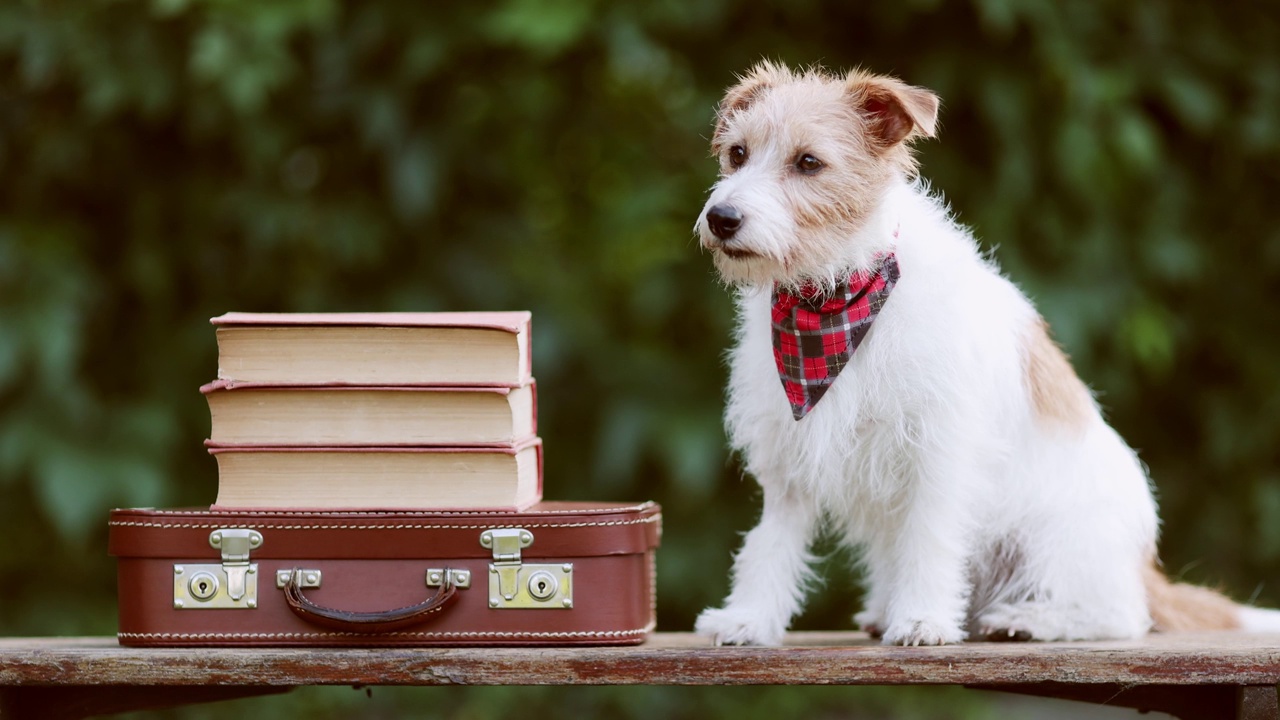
[
  {"x1": 846, "y1": 72, "x2": 940, "y2": 146},
  {"x1": 1023, "y1": 318, "x2": 1092, "y2": 431},
  {"x1": 1144, "y1": 564, "x2": 1241, "y2": 631},
  {"x1": 712, "y1": 63, "x2": 939, "y2": 174},
  {"x1": 712, "y1": 61, "x2": 789, "y2": 148},
  {"x1": 791, "y1": 193, "x2": 862, "y2": 233},
  {"x1": 845, "y1": 71, "x2": 939, "y2": 175}
]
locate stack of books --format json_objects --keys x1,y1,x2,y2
[{"x1": 202, "y1": 312, "x2": 541, "y2": 510}]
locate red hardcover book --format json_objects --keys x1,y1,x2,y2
[
  {"x1": 207, "y1": 438, "x2": 543, "y2": 511},
  {"x1": 202, "y1": 380, "x2": 537, "y2": 447},
  {"x1": 211, "y1": 311, "x2": 532, "y2": 387}
]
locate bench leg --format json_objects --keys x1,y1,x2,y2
[
  {"x1": 1241, "y1": 685, "x2": 1280, "y2": 720},
  {"x1": 969, "y1": 683, "x2": 1279, "y2": 720},
  {"x1": 0, "y1": 686, "x2": 292, "y2": 719}
]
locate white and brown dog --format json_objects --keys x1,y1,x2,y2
[{"x1": 694, "y1": 61, "x2": 1280, "y2": 646}]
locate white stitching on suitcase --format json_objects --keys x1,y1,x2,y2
[
  {"x1": 109, "y1": 515, "x2": 662, "y2": 531},
  {"x1": 117, "y1": 621, "x2": 656, "y2": 641},
  {"x1": 112, "y1": 503, "x2": 656, "y2": 518}
]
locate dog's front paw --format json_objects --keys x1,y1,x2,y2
[
  {"x1": 881, "y1": 618, "x2": 965, "y2": 646},
  {"x1": 695, "y1": 607, "x2": 784, "y2": 646}
]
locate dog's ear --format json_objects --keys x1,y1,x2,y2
[
  {"x1": 847, "y1": 73, "x2": 940, "y2": 147},
  {"x1": 714, "y1": 60, "x2": 788, "y2": 144}
]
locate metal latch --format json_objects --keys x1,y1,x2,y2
[
  {"x1": 480, "y1": 528, "x2": 572, "y2": 610},
  {"x1": 425, "y1": 568, "x2": 472, "y2": 589},
  {"x1": 173, "y1": 529, "x2": 263, "y2": 610},
  {"x1": 276, "y1": 568, "x2": 322, "y2": 589}
]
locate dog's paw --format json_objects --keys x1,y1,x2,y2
[
  {"x1": 978, "y1": 627, "x2": 1034, "y2": 642},
  {"x1": 881, "y1": 618, "x2": 965, "y2": 646},
  {"x1": 975, "y1": 601, "x2": 1149, "y2": 641},
  {"x1": 853, "y1": 609, "x2": 884, "y2": 639},
  {"x1": 695, "y1": 607, "x2": 784, "y2": 647},
  {"x1": 975, "y1": 603, "x2": 1053, "y2": 642}
]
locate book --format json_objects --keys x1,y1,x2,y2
[
  {"x1": 209, "y1": 438, "x2": 543, "y2": 510},
  {"x1": 202, "y1": 381, "x2": 536, "y2": 447},
  {"x1": 211, "y1": 311, "x2": 532, "y2": 387}
]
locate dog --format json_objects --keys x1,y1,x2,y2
[{"x1": 692, "y1": 61, "x2": 1280, "y2": 646}]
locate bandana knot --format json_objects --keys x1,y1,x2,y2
[{"x1": 771, "y1": 254, "x2": 900, "y2": 420}]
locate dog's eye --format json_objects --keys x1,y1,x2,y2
[
  {"x1": 795, "y1": 154, "x2": 824, "y2": 175},
  {"x1": 727, "y1": 145, "x2": 747, "y2": 168}
]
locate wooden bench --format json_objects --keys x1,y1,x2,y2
[{"x1": 2, "y1": 632, "x2": 1278, "y2": 719}]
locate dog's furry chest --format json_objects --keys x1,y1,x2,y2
[{"x1": 723, "y1": 288, "x2": 918, "y2": 508}]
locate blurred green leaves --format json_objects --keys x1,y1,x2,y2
[
  {"x1": 1, "y1": 1, "x2": 1278, "y2": 717},
  {"x1": 487, "y1": 0, "x2": 597, "y2": 56}
]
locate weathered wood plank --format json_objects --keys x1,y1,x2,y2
[{"x1": 1, "y1": 632, "x2": 1279, "y2": 688}]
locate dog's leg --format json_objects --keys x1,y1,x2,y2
[
  {"x1": 695, "y1": 483, "x2": 818, "y2": 646},
  {"x1": 973, "y1": 430, "x2": 1157, "y2": 641},
  {"x1": 973, "y1": 571, "x2": 1150, "y2": 641},
  {"x1": 852, "y1": 544, "x2": 891, "y2": 638},
  {"x1": 973, "y1": 518, "x2": 1152, "y2": 641},
  {"x1": 875, "y1": 509, "x2": 973, "y2": 645},
  {"x1": 874, "y1": 447, "x2": 977, "y2": 646}
]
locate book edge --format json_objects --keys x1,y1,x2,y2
[
  {"x1": 210, "y1": 443, "x2": 544, "y2": 511},
  {"x1": 205, "y1": 436, "x2": 542, "y2": 454},
  {"x1": 210, "y1": 311, "x2": 532, "y2": 334},
  {"x1": 201, "y1": 379, "x2": 534, "y2": 395}
]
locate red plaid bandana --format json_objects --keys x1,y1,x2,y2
[{"x1": 772, "y1": 254, "x2": 900, "y2": 420}]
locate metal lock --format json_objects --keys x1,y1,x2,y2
[
  {"x1": 187, "y1": 572, "x2": 220, "y2": 600},
  {"x1": 173, "y1": 528, "x2": 263, "y2": 610},
  {"x1": 480, "y1": 528, "x2": 573, "y2": 610},
  {"x1": 526, "y1": 571, "x2": 558, "y2": 600}
]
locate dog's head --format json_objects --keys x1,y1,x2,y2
[{"x1": 696, "y1": 61, "x2": 939, "y2": 288}]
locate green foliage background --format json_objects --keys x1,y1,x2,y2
[{"x1": 2, "y1": 0, "x2": 1278, "y2": 717}]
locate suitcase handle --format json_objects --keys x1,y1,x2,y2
[{"x1": 280, "y1": 566, "x2": 459, "y2": 633}]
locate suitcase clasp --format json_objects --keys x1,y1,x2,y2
[
  {"x1": 210, "y1": 529, "x2": 263, "y2": 601},
  {"x1": 480, "y1": 528, "x2": 573, "y2": 610},
  {"x1": 172, "y1": 528, "x2": 263, "y2": 610}
]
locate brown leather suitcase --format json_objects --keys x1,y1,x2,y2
[{"x1": 109, "y1": 501, "x2": 660, "y2": 647}]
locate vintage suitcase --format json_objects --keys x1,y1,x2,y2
[{"x1": 109, "y1": 501, "x2": 660, "y2": 647}]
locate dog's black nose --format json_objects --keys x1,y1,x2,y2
[{"x1": 706, "y1": 204, "x2": 744, "y2": 240}]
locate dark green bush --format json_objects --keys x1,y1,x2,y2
[{"x1": 2, "y1": 1, "x2": 1276, "y2": 717}]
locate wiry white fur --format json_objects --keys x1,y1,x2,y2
[{"x1": 695, "y1": 174, "x2": 1163, "y2": 646}]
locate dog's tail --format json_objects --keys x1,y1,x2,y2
[{"x1": 1144, "y1": 565, "x2": 1280, "y2": 632}]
